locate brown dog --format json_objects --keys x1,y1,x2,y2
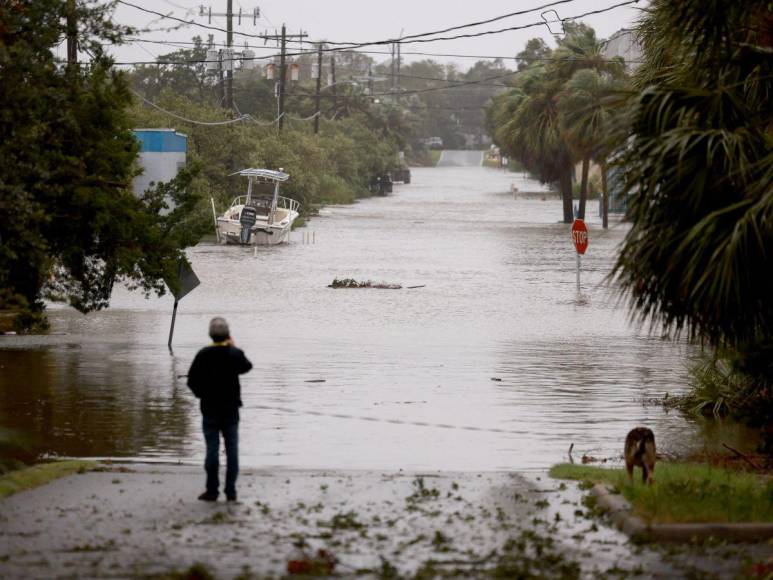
[{"x1": 624, "y1": 428, "x2": 656, "y2": 485}]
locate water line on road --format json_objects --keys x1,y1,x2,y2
[{"x1": 246, "y1": 403, "x2": 531, "y2": 435}]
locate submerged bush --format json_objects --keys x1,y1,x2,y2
[{"x1": 665, "y1": 349, "x2": 773, "y2": 452}]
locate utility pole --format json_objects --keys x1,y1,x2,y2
[
  {"x1": 261, "y1": 25, "x2": 307, "y2": 133},
  {"x1": 225, "y1": 0, "x2": 233, "y2": 112},
  {"x1": 396, "y1": 42, "x2": 401, "y2": 93},
  {"x1": 390, "y1": 42, "x2": 396, "y2": 92},
  {"x1": 219, "y1": 62, "x2": 225, "y2": 106},
  {"x1": 278, "y1": 24, "x2": 287, "y2": 131},
  {"x1": 198, "y1": 3, "x2": 259, "y2": 112},
  {"x1": 330, "y1": 55, "x2": 337, "y2": 117},
  {"x1": 314, "y1": 44, "x2": 323, "y2": 134},
  {"x1": 66, "y1": 0, "x2": 77, "y2": 68}
]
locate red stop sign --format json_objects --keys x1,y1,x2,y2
[{"x1": 571, "y1": 219, "x2": 588, "y2": 255}]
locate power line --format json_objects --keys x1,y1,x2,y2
[
  {"x1": 117, "y1": 0, "x2": 578, "y2": 45},
  {"x1": 135, "y1": 90, "x2": 290, "y2": 126},
  {"x1": 116, "y1": 0, "x2": 273, "y2": 40},
  {"x1": 319, "y1": 0, "x2": 584, "y2": 46},
  {"x1": 133, "y1": 90, "x2": 252, "y2": 125},
  {"x1": 113, "y1": 47, "x2": 641, "y2": 68},
  {"x1": 116, "y1": 0, "x2": 640, "y2": 56},
  {"x1": 278, "y1": 70, "x2": 522, "y2": 100},
  {"x1": 123, "y1": 37, "x2": 643, "y2": 65},
  {"x1": 333, "y1": 0, "x2": 640, "y2": 48}
]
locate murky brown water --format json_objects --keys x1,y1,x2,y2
[{"x1": 0, "y1": 164, "x2": 754, "y2": 470}]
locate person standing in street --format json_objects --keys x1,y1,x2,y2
[{"x1": 187, "y1": 317, "x2": 252, "y2": 502}]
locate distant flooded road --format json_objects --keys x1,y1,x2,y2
[
  {"x1": 0, "y1": 162, "x2": 750, "y2": 470},
  {"x1": 436, "y1": 149, "x2": 484, "y2": 167}
]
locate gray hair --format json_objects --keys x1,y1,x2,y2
[{"x1": 208, "y1": 317, "x2": 230, "y2": 340}]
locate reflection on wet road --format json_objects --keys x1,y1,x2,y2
[{"x1": 1, "y1": 165, "x2": 743, "y2": 470}]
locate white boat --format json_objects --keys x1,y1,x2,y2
[{"x1": 213, "y1": 168, "x2": 300, "y2": 246}]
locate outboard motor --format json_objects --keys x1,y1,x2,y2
[{"x1": 239, "y1": 205, "x2": 258, "y2": 244}]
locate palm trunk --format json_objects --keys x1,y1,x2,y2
[
  {"x1": 560, "y1": 167, "x2": 573, "y2": 223},
  {"x1": 601, "y1": 160, "x2": 609, "y2": 229},
  {"x1": 578, "y1": 156, "x2": 589, "y2": 220}
]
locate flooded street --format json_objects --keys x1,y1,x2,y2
[{"x1": 0, "y1": 164, "x2": 738, "y2": 471}]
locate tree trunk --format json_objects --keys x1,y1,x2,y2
[
  {"x1": 578, "y1": 156, "x2": 589, "y2": 220},
  {"x1": 560, "y1": 167, "x2": 573, "y2": 223},
  {"x1": 601, "y1": 160, "x2": 609, "y2": 229}
]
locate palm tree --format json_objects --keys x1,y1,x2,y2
[
  {"x1": 612, "y1": 0, "x2": 773, "y2": 358},
  {"x1": 491, "y1": 68, "x2": 574, "y2": 223},
  {"x1": 551, "y1": 24, "x2": 626, "y2": 222},
  {"x1": 489, "y1": 25, "x2": 627, "y2": 224},
  {"x1": 551, "y1": 23, "x2": 625, "y2": 82},
  {"x1": 558, "y1": 69, "x2": 625, "y2": 228}
]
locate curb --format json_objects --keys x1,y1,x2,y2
[{"x1": 591, "y1": 484, "x2": 773, "y2": 543}]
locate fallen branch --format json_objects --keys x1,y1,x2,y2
[{"x1": 722, "y1": 442, "x2": 762, "y2": 471}]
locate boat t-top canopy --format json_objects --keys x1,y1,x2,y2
[{"x1": 229, "y1": 168, "x2": 290, "y2": 182}]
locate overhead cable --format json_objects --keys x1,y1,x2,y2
[
  {"x1": 117, "y1": 0, "x2": 580, "y2": 45},
  {"x1": 319, "y1": 0, "x2": 582, "y2": 46},
  {"x1": 116, "y1": 0, "x2": 640, "y2": 55},
  {"x1": 133, "y1": 92, "x2": 320, "y2": 126},
  {"x1": 122, "y1": 37, "x2": 643, "y2": 66},
  {"x1": 133, "y1": 90, "x2": 252, "y2": 125}
]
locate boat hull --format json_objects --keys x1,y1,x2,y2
[{"x1": 216, "y1": 212, "x2": 298, "y2": 246}]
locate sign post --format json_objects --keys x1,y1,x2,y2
[
  {"x1": 571, "y1": 219, "x2": 589, "y2": 293},
  {"x1": 167, "y1": 259, "x2": 201, "y2": 349}
]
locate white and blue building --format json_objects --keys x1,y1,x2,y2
[{"x1": 131, "y1": 129, "x2": 188, "y2": 196}]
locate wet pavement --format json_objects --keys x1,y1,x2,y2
[{"x1": 0, "y1": 464, "x2": 765, "y2": 579}]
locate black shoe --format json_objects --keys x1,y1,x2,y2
[
  {"x1": 226, "y1": 494, "x2": 237, "y2": 502},
  {"x1": 198, "y1": 491, "x2": 218, "y2": 502}
]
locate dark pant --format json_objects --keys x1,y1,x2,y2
[{"x1": 202, "y1": 415, "x2": 239, "y2": 498}]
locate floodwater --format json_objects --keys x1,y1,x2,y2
[{"x1": 0, "y1": 162, "x2": 753, "y2": 471}]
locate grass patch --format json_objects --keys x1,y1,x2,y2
[
  {"x1": 549, "y1": 462, "x2": 773, "y2": 524},
  {"x1": 0, "y1": 460, "x2": 96, "y2": 498}
]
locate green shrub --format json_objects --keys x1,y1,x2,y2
[{"x1": 317, "y1": 174, "x2": 356, "y2": 205}]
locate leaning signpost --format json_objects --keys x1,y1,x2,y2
[
  {"x1": 571, "y1": 219, "x2": 588, "y2": 293},
  {"x1": 167, "y1": 259, "x2": 200, "y2": 348}
]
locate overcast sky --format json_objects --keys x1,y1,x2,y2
[{"x1": 100, "y1": 0, "x2": 647, "y2": 70}]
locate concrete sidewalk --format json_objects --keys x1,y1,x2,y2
[{"x1": 0, "y1": 464, "x2": 766, "y2": 578}]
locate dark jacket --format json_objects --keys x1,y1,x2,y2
[{"x1": 187, "y1": 344, "x2": 253, "y2": 419}]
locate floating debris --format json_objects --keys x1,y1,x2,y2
[
  {"x1": 287, "y1": 548, "x2": 337, "y2": 575},
  {"x1": 328, "y1": 278, "x2": 401, "y2": 289}
]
